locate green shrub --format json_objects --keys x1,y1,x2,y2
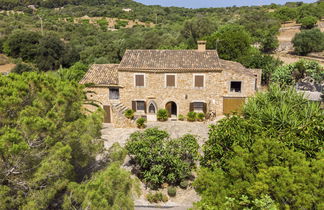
[
  {"x1": 157, "y1": 109, "x2": 168, "y2": 121},
  {"x1": 136, "y1": 118, "x2": 146, "y2": 129},
  {"x1": 271, "y1": 59, "x2": 324, "y2": 86},
  {"x1": 124, "y1": 109, "x2": 134, "y2": 119},
  {"x1": 126, "y1": 128, "x2": 199, "y2": 189},
  {"x1": 97, "y1": 19, "x2": 108, "y2": 26},
  {"x1": 81, "y1": 19, "x2": 90, "y2": 24},
  {"x1": 187, "y1": 112, "x2": 197, "y2": 122},
  {"x1": 180, "y1": 180, "x2": 189, "y2": 189},
  {"x1": 167, "y1": 187, "x2": 177, "y2": 197},
  {"x1": 273, "y1": 6, "x2": 297, "y2": 22},
  {"x1": 299, "y1": 16, "x2": 318, "y2": 29},
  {"x1": 107, "y1": 143, "x2": 127, "y2": 164},
  {"x1": 178, "y1": 114, "x2": 185, "y2": 121},
  {"x1": 197, "y1": 113, "x2": 205, "y2": 121},
  {"x1": 146, "y1": 192, "x2": 168, "y2": 203},
  {"x1": 292, "y1": 28, "x2": 324, "y2": 55},
  {"x1": 12, "y1": 62, "x2": 37, "y2": 74},
  {"x1": 115, "y1": 20, "x2": 128, "y2": 29},
  {"x1": 66, "y1": 17, "x2": 73, "y2": 22}
]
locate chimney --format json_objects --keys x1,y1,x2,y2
[{"x1": 197, "y1": 40, "x2": 206, "y2": 52}]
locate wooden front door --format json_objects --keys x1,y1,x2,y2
[
  {"x1": 103, "y1": 105, "x2": 111, "y2": 123},
  {"x1": 223, "y1": 97, "x2": 245, "y2": 115},
  {"x1": 165, "y1": 101, "x2": 177, "y2": 117}
]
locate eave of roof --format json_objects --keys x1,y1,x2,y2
[{"x1": 117, "y1": 67, "x2": 223, "y2": 73}]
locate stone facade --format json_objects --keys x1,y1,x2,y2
[
  {"x1": 118, "y1": 69, "x2": 259, "y2": 117},
  {"x1": 81, "y1": 42, "x2": 261, "y2": 127}
]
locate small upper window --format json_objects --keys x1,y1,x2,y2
[
  {"x1": 135, "y1": 74, "x2": 145, "y2": 87},
  {"x1": 166, "y1": 74, "x2": 176, "y2": 87},
  {"x1": 194, "y1": 75, "x2": 204, "y2": 88},
  {"x1": 230, "y1": 81, "x2": 242, "y2": 93},
  {"x1": 109, "y1": 88, "x2": 119, "y2": 100}
]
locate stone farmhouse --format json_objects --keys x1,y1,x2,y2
[{"x1": 80, "y1": 41, "x2": 261, "y2": 127}]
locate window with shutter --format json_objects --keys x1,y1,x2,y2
[
  {"x1": 166, "y1": 74, "x2": 176, "y2": 87},
  {"x1": 135, "y1": 74, "x2": 145, "y2": 87},
  {"x1": 194, "y1": 75, "x2": 204, "y2": 88}
]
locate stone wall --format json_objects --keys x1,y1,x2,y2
[
  {"x1": 118, "y1": 69, "x2": 258, "y2": 116},
  {"x1": 83, "y1": 87, "x2": 137, "y2": 128},
  {"x1": 84, "y1": 68, "x2": 260, "y2": 125},
  {"x1": 85, "y1": 86, "x2": 110, "y2": 106}
]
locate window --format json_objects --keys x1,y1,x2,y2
[
  {"x1": 230, "y1": 81, "x2": 242, "y2": 93},
  {"x1": 136, "y1": 101, "x2": 145, "y2": 111},
  {"x1": 109, "y1": 88, "x2": 119, "y2": 100},
  {"x1": 132, "y1": 101, "x2": 146, "y2": 112},
  {"x1": 135, "y1": 74, "x2": 145, "y2": 87},
  {"x1": 193, "y1": 102, "x2": 204, "y2": 113},
  {"x1": 194, "y1": 74, "x2": 205, "y2": 88},
  {"x1": 166, "y1": 74, "x2": 176, "y2": 87}
]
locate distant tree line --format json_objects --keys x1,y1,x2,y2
[{"x1": 0, "y1": 1, "x2": 322, "y2": 82}]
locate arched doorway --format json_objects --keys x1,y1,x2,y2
[{"x1": 165, "y1": 101, "x2": 177, "y2": 117}]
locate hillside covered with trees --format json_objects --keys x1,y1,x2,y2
[{"x1": 0, "y1": 0, "x2": 323, "y2": 83}]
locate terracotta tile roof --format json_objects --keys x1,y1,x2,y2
[
  {"x1": 118, "y1": 50, "x2": 223, "y2": 71},
  {"x1": 80, "y1": 64, "x2": 119, "y2": 85},
  {"x1": 220, "y1": 59, "x2": 255, "y2": 76},
  {"x1": 118, "y1": 50, "x2": 256, "y2": 76},
  {"x1": 80, "y1": 50, "x2": 259, "y2": 86}
]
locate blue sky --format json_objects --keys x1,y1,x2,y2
[{"x1": 134, "y1": 0, "x2": 317, "y2": 8}]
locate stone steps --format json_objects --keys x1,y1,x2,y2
[
  {"x1": 112, "y1": 102, "x2": 129, "y2": 114},
  {"x1": 110, "y1": 101, "x2": 136, "y2": 128}
]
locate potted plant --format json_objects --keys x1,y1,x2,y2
[
  {"x1": 157, "y1": 109, "x2": 168, "y2": 121},
  {"x1": 167, "y1": 186, "x2": 177, "y2": 197},
  {"x1": 136, "y1": 117, "x2": 146, "y2": 129},
  {"x1": 187, "y1": 111, "x2": 196, "y2": 122},
  {"x1": 124, "y1": 109, "x2": 134, "y2": 119},
  {"x1": 178, "y1": 114, "x2": 185, "y2": 121},
  {"x1": 197, "y1": 113, "x2": 205, "y2": 121}
]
